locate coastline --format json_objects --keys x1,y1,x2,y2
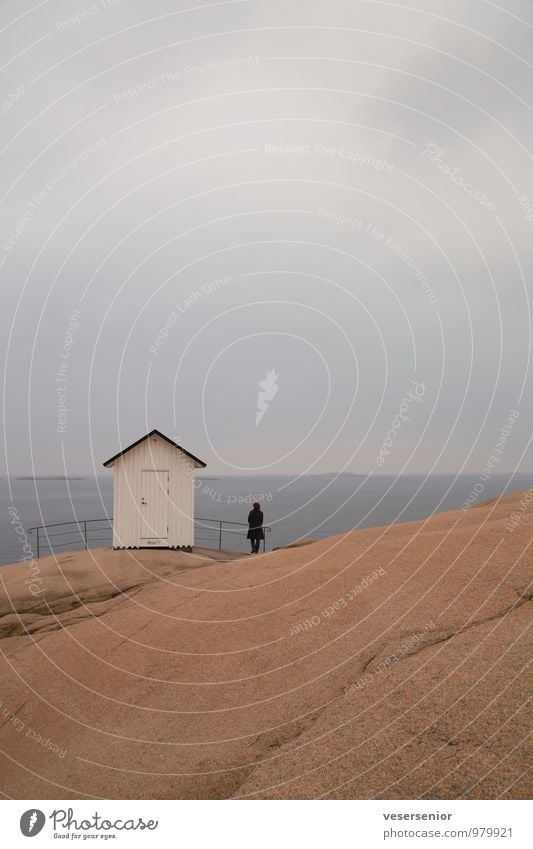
[{"x1": 0, "y1": 491, "x2": 531, "y2": 799}]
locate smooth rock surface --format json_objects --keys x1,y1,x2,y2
[{"x1": 0, "y1": 493, "x2": 531, "y2": 799}]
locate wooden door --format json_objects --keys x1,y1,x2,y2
[{"x1": 140, "y1": 470, "x2": 169, "y2": 540}]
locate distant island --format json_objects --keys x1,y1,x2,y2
[
  {"x1": 15, "y1": 476, "x2": 85, "y2": 481},
  {"x1": 308, "y1": 471, "x2": 367, "y2": 477}
]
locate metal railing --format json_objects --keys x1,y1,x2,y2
[
  {"x1": 194, "y1": 517, "x2": 271, "y2": 552},
  {"x1": 28, "y1": 518, "x2": 113, "y2": 559},
  {"x1": 27, "y1": 516, "x2": 271, "y2": 558}
]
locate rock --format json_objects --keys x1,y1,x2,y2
[
  {"x1": 0, "y1": 494, "x2": 531, "y2": 799},
  {"x1": 273, "y1": 539, "x2": 320, "y2": 550}
]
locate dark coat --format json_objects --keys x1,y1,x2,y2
[{"x1": 247, "y1": 508, "x2": 264, "y2": 540}]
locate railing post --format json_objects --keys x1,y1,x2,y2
[
  {"x1": 219, "y1": 521, "x2": 223, "y2": 550},
  {"x1": 36, "y1": 527, "x2": 40, "y2": 559},
  {"x1": 263, "y1": 529, "x2": 266, "y2": 553},
  {"x1": 83, "y1": 520, "x2": 88, "y2": 550}
]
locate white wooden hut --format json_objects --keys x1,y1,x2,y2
[{"x1": 103, "y1": 429, "x2": 206, "y2": 550}]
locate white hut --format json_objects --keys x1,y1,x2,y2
[{"x1": 103, "y1": 429, "x2": 206, "y2": 550}]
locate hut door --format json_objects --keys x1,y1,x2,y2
[{"x1": 140, "y1": 470, "x2": 169, "y2": 540}]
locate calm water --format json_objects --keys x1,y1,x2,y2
[{"x1": 1, "y1": 472, "x2": 530, "y2": 565}]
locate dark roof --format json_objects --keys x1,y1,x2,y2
[{"x1": 103, "y1": 429, "x2": 207, "y2": 468}]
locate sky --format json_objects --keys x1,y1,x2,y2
[{"x1": 1, "y1": 0, "x2": 533, "y2": 477}]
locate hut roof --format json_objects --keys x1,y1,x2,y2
[{"x1": 102, "y1": 429, "x2": 207, "y2": 469}]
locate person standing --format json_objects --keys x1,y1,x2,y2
[{"x1": 247, "y1": 502, "x2": 264, "y2": 554}]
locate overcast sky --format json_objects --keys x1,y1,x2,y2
[{"x1": 1, "y1": 0, "x2": 533, "y2": 476}]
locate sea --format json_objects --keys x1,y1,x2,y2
[{"x1": 1, "y1": 472, "x2": 530, "y2": 566}]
